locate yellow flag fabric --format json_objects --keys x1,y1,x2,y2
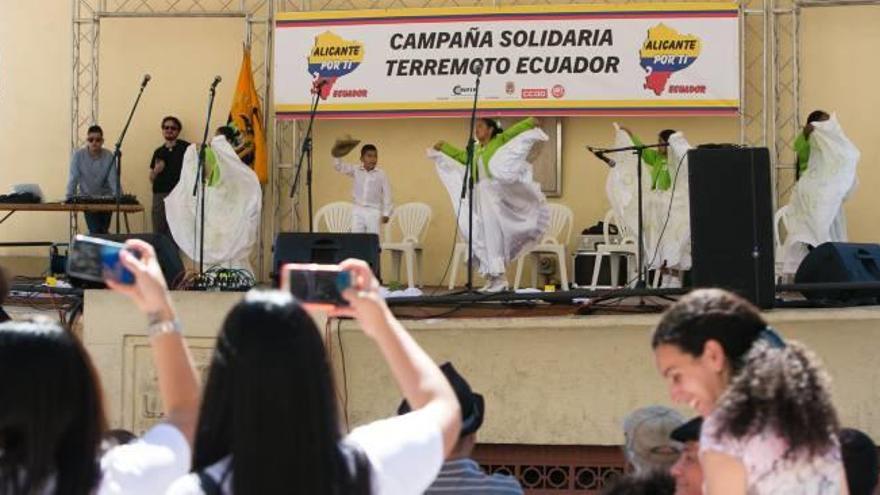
[{"x1": 228, "y1": 46, "x2": 268, "y2": 183}]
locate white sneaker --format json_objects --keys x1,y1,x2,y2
[{"x1": 480, "y1": 275, "x2": 509, "y2": 293}]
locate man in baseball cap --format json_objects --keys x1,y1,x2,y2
[
  {"x1": 398, "y1": 362, "x2": 523, "y2": 494},
  {"x1": 669, "y1": 417, "x2": 703, "y2": 495},
  {"x1": 622, "y1": 406, "x2": 685, "y2": 474}
]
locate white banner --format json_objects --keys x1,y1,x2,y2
[{"x1": 275, "y1": 3, "x2": 739, "y2": 119}]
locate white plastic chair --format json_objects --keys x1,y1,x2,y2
[
  {"x1": 448, "y1": 242, "x2": 468, "y2": 290},
  {"x1": 313, "y1": 201, "x2": 353, "y2": 233},
  {"x1": 774, "y1": 205, "x2": 790, "y2": 282},
  {"x1": 382, "y1": 202, "x2": 432, "y2": 289},
  {"x1": 513, "y1": 203, "x2": 573, "y2": 290},
  {"x1": 588, "y1": 209, "x2": 640, "y2": 289}
]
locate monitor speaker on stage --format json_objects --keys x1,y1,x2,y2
[
  {"x1": 688, "y1": 146, "x2": 775, "y2": 308},
  {"x1": 95, "y1": 233, "x2": 185, "y2": 288},
  {"x1": 795, "y1": 242, "x2": 880, "y2": 304},
  {"x1": 273, "y1": 233, "x2": 381, "y2": 282}
]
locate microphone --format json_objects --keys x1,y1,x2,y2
[
  {"x1": 471, "y1": 60, "x2": 484, "y2": 77},
  {"x1": 311, "y1": 78, "x2": 329, "y2": 94},
  {"x1": 587, "y1": 146, "x2": 616, "y2": 168},
  {"x1": 211, "y1": 76, "x2": 222, "y2": 90},
  {"x1": 141, "y1": 74, "x2": 151, "y2": 88}
]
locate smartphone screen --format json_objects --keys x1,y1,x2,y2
[
  {"x1": 67, "y1": 235, "x2": 135, "y2": 285},
  {"x1": 285, "y1": 268, "x2": 351, "y2": 307}
]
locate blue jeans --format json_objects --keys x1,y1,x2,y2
[{"x1": 84, "y1": 212, "x2": 112, "y2": 234}]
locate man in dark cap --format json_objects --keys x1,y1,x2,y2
[
  {"x1": 398, "y1": 362, "x2": 522, "y2": 494},
  {"x1": 669, "y1": 417, "x2": 703, "y2": 495}
]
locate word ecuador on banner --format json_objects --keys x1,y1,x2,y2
[{"x1": 274, "y1": 3, "x2": 739, "y2": 119}]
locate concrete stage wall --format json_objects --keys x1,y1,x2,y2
[{"x1": 85, "y1": 290, "x2": 880, "y2": 445}]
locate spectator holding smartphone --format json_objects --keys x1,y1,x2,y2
[
  {"x1": 166, "y1": 258, "x2": 461, "y2": 494},
  {"x1": 0, "y1": 240, "x2": 200, "y2": 494}
]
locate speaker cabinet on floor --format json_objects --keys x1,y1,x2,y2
[
  {"x1": 795, "y1": 242, "x2": 880, "y2": 303},
  {"x1": 273, "y1": 233, "x2": 381, "y2": 282},
  {"x1": 688, "y1": 146, "x2": 775, "y2": 308}
]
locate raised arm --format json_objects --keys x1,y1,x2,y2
[
  {"x1": 334, "y1": 157, "x2": 357, "y2": 177},
  {"x1": 334, "y1": 259, "x2": 461, "y2": 456},
  {"x1": 496, "y1": 116, "x2": 538, "y2": 146},
  {"x1": 628, "y1": 132, "x2": 663, "y2": 167},
  {"x1": 436, "y1": 141, "x2": 468, "y2": 165},
  {"x1": 793, "y1": 132, "x2": 810, "y2": 174},
  {"x1": 106, "y1": 240, "x2": 200, "y2": 445},
  {"x1": 628, "y1": 131, "x2": 671, "y2": 190}
]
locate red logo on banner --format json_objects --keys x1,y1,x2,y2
[
  {"x1": 521, "y1": 88, "x2": 548, "y2": 99},
  {"x1": 551, "y1": 85, "x2": 566, "y2": 98}
]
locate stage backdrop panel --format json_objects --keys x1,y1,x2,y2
[{"x1": 275, "y1": 2, "x2": 739, "y2": 119}]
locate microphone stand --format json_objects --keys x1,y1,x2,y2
[
  {"x1": 458, "y1": 68, "x2": 481, "y2": 292},
  {"x1": 193, "y1": 78, "x2": 220, "y2": 278},
  {"x1": 591, "y1": 142, "x2": 666, "y2": 288},
  {"x1": 289, "y1": 81, "x2": 324, "y2": 232},
  {"x1": 112, "y1": 76, "x2": 149, "y2": 233}
]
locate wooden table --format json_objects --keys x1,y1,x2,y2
[{"x1": 0, "y1": 202, "x2": 146, "y2": 243}]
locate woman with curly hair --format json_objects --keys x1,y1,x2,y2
[{"x1": 651, "y1": 289, "x2": 846, "y2": 494}]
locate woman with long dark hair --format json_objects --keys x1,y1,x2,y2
[
  {"x1": 651, "y1": 289, "x2": 846, "y2": 493},
  {"x1": 167, "y1": 258, "x2": 461, "y2": 494},
  {"x1": 0, "y1": 240, "x2": 201, "y2": 494}
]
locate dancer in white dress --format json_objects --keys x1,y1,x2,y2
[
  {"x1": 782, "y1": 112, "x2": 860, "y2": 274},
  {"x1": 616, "y1": 127, "x2": 692, "y2": 287},
  {"x1": 165, "y1": 131, "x2": 262, "y2": 272},
  {"x1": 428, "y1": 117, "x2": 550, "y2": 292}
]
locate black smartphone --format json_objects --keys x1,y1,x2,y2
[
  {"x1": 67, "y1": 235, "x2": 136, "y2": 285},
  {"x1": 281, "y1": 263, "x2": 352, "y2": 308}
]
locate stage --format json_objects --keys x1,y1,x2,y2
[{"x1": 81, "y1": 289, "x2": 880, "y2": 445}]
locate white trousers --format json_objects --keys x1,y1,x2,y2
[{"x1": 352, "y1": 205, "x2": 382, "y2": 235}]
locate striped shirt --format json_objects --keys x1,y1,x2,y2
[{"x1": 424, "y1": 459, "x2": 523, "y2": 494}]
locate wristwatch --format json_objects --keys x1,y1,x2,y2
[{"x1": 146, "y1": 316, "x2": 182, "y2": 338}]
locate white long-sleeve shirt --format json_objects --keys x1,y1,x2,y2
[{"x1": 334, "y1": 158, "x2": 393, "y2": 216}]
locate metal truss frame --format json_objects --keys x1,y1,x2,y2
[
  {"x1": 773, "y1": 0, "x2": 880, "y2": 207},
  {"x1": 72, "y1": 0, "x2": 273, "y2": 148},
  {"x1": 71, "y1": 0, "x2": 274, "y2": 275}
]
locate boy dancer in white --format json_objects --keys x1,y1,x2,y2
[{"x1": 332, "y1": 138, "x2": 393, "y2": 235}]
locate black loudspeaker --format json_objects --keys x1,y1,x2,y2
[
  {"x1": 574, "y1": 253, "x2": 627, "y2": 287},
  {"x1": 688, "y1": 147, "x2": 775, "y2": 308},
  {"x1": 96, "y1": 233, "x2": 185, "y2": 288},
  {"x1": 273, "y1": 233, "x2": 381, "y2": 282},
  {"x1": 795, "y1": 242, "x2": 880, "y2": 303}
]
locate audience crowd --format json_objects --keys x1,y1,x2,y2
[{"x1": 0, "y1": 250, "x2": 877, "y2": 494}]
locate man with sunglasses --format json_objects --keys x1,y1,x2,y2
[
  {"x1": 149, "y1": 116, "x2": 189, "y2": 245},
  {"x1": 65, "y1": 125, "x2": 119, "y2": 234}
]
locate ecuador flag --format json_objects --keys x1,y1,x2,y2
[{"x1": 228, "y1": 46, "x2": 267, "y2": 183}]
